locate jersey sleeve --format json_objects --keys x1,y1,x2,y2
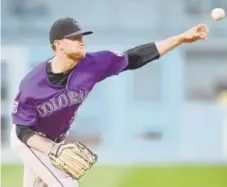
[
  {"x1": 95, "y1": 50, "x2": 128, "y2": 81},
  {"x1": 11, "y1": 92, "x2": 38, "y2": 126}
]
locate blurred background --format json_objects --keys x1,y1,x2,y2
[{"x1": 1, "y1": 0, "x2": 227, "y2": 186}]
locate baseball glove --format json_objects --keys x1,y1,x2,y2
[{"x1": 48, "y1": 141, "x2": 98, "y2": 180}]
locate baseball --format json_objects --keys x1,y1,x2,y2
[{"x1": 211, "y1": 8, "x2": 225, "y2": 20}]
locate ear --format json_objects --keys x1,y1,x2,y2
[{"x1": 54, "y1": 40, "x2": 62, "y2": 51}]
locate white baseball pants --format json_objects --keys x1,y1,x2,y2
[{"x1": 10, "y1": 125, "x2": 79, "y2": 187}]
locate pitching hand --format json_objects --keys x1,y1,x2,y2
[{"x1": 179, "y1": 24, "x2": 209, "y2": 43}]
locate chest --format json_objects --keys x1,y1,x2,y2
[
  {"x1": 36, "y1": 89, "x2": 89, "y2": 117},
  {"x1": 34, "y1": 67, "x2": 97, "y2": 117}
]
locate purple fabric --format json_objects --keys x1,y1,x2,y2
[{"x1": 11, "y1": 51, "x2": 128, "y2": 137}]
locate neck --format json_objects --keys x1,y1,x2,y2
[{"x1": 51, "y1": 53, "x2": 79, "y2": 74}]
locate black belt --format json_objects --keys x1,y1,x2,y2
[{"x1": 38, "y1": 132, "x2": 66, "y2": 143}]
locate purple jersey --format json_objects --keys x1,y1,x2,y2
[{"x1": 12, "y1": 51, "x2": 128, "y2": 138}]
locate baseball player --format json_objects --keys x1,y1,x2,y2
[{"x1": 10, "y1": 17, "x2": 209, "y2": 187}]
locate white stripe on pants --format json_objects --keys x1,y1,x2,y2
[{"x1": 10, "y1": 125, "x2": 79, "y2": 187}]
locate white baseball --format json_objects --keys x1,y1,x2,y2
[{"x1": 211, "y1": 8, "x2": 225, "y2": 20}]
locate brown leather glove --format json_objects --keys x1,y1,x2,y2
[{"x1": 48, "y1": 141, "x2": 97, "y2": 179}]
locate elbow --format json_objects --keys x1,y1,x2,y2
[
  {"x1": 16, "y1": 125, "x2": 26, "y2": 143},
  {"x1": 15, "y1": 125, "x2": 34, "y2": 145},
  {"x1": 16, "y1": 125, "x2": 23, "y2": 139}
]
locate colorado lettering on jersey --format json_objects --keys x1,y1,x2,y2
[{"x1": 36, "y1": 90, "x2": 88, "y2": 117}]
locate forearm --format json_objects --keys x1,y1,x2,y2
[
  {"x1": 16, "y1": 125, "x2": 55, "y2": 155},
  {"x1": 155, "y1": 34, "x2": 183, "y2": 57},
  {"x1": 27, "y1": 134, "x2": 55, "y2": 155}
]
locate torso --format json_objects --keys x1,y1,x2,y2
[
  {"x1": 13, "y1": 50, "x2": 128, "y2": 138},
  {"x1": 21, "y1": 54, "x2": 100, "y2": 137}
]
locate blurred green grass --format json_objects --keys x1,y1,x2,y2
[{"x1": 2, "y1": 164, "x2": 227, "y2": 187}]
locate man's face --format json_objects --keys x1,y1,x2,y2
[{"x1": 55, "y1": 35, "x2": 86, "y2": 60}]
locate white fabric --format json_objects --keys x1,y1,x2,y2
[{"x1": 10, "y1": 125, "x2": 79, "y2": 187}]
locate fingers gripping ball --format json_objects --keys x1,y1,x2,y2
[{"x1": 48, "y1": 141, "x2": 98, "y2": 179}]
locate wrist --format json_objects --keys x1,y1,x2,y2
[
  {"x1": 44, "y1": 142, "x2": 56, "y2": 155},
  {"x1": 176, "y1": 33, "x2": 185, "y2": 44}
]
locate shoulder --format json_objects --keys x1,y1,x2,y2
[
  {"x1": 16, "y1": 59, "x2": 49, "y2": 103},
  {"x1": 86, "y1": 50, "x2": 124, "y2": 58},
  {"x1": 83, "y1": 51, "x2": 125, "y2": 65},
  {"x1": 19, "y1": 59, "x2": 48, "y2": 90}
]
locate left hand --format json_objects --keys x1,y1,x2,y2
[
  {"x1": 179, "y1": 23, "x2": 209, "y2": 43},
  {"x1": 48, "y1": 141, "x2": 98, "y2": 180}
]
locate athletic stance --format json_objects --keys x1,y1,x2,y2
[{"x1": 10, "y1": 17, "x2": 209, "y2": 187}]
